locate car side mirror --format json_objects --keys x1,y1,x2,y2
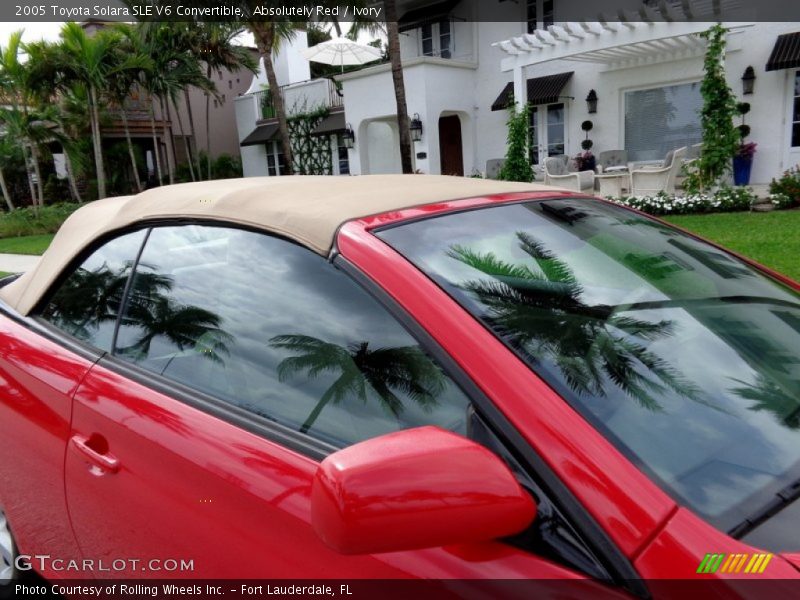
[{"x1": 311, "y1": 426, "x2": 537, "y2": 555}]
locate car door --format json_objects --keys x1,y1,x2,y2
[
  {"x1": 0, "y1": 230, "x2": 147, "y2": 578},
  {"x1": 0, "y1": 311, "x2": 90, "y2": 575},
  {"x1": 54, "y1": 223, "x2": 632, "y2": 590}
]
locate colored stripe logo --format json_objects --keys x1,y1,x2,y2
[{"x1": 697, "y1": 553, "x2": 773, "y2": 574}]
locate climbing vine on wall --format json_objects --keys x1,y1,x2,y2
[
  {"x1": 498, "y1": 101, "x2": 534, "y2": 183},
  {"x1": 684, "y1": 24, "x2": 739, "y2": 192},
  {"x1": 287, "y1": 104, "x2": 332, "y2": 176}
]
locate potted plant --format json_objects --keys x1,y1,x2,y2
[
  {"x1": 734, "y1": 141, "x2": 756, "y2": 185},
  {"x1": 576, "y1": 138, "x2": 596, "y2": 171},
  {"x1": 733, "y1": 102, "x2": 755, "y2": 185}
]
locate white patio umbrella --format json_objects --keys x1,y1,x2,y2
[{"x1": 301, "y1": 37, "x2": 382, "y2": 72}]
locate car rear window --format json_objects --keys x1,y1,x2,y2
[{"x1": 377, "y1": 198, "x2": 800, "y2": 551}]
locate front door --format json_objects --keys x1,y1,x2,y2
[
  {"x1": 438, "y1": 115, "x2": 464, "y2": 176},
  {"x1": 529, "y1": 103, "x2": 566, "y2": 166}
]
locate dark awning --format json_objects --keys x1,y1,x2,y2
[
  {"x1": 766, "y1": 32, "x2": 800, "y2": 71},
  {"x1": 399, "y1": 0, "x2": 459, "y2": 33},
  {"x1": 240, "y1": 123, "x2": 279, "y2": 147},
  {"x1": 311, "y1": 111, "x2": 346, "y2": 137},
  {"x1": 491, "y1": 72, "x2": 574, "y2": 111}
]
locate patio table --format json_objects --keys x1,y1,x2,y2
[{"x1": 596, "y1": 172, "x2": 630, "y2": 198}]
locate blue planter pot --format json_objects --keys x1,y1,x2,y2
[{"x1": 733, "y1": 156, "x2": 753, "y2": 186}]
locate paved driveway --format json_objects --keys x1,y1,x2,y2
[{"x1": 0, "y1": 253, "x2": 40, "y2": 273}]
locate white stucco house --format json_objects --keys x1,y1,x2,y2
[{"x1": 234, "y1": 0, "x2": 800, "y2": 186}]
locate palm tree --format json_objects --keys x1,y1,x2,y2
[
  {"x1": 190, "y1": 23, "x2": 256, "y2": 180},
  {"x1": 56, "y1": 23, "x2": 122, "y2": 199},
  {"x1": 448, "y1": 232, "x2": 702, "y2": 412},
  {"x1": 109, "y1": 24, "x2": 156, "y2": 193},
  {"x1": 138, "y1": 22, "x2": 212, "y2": 185},
  {"x1": 24, "y1": 38, "x2": 86, "y2": 203},
  {"x1": 0, "y1": 106, "x2": 60, "y2": 208},
  {"x1": 270, "y1": 334, "x2": 445, "y2": 434},
  {"x1": 0, "y1": 31, "x2": 44, "y2": 205},
  {"x1": 247, "y1": 21, "x2": 300, "y2": 174},
  {"x1": 0, "y1": 136, "x2": 16, "y2": 210},
  {"x1": 55, "y1": 86, "x2": 94, "y2": 203},
  {"x1": 383, "y1": 0, "x2": 414, "y2": 174}
]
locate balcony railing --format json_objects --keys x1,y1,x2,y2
[{"x1": 252, "y1": 78, "x2": 343, "y2": 121}]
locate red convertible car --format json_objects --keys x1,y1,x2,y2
[{"x1": 0, "y1": 176, "x2": 798, "y2": 594}]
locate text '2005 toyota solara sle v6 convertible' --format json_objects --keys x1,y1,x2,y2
[{"x1": 0, "y1": 176, "x2": 798, "y2": 597}]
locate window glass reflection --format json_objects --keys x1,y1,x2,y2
[
  {"x1": 41, "y1": 230, "x2": 147, "y2": 351},
  {"x1": 114, "y1": 225, "x2": 470, "y2": 448},
  {"x1": 378, "y1": 199, "x2": 800, "y2": 549}
]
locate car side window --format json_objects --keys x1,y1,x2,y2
[
  {"x1": 39, "y1": 230, "x2": 147, "y2": 351},
  {"x1": 113, "y1": 224, "x2": 471, "y2": 449}
]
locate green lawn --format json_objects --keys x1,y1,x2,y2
[
  {"x1": 0, "y1": 211, "x2": 796, "y2": 283},
  {"x1": 0, "y1": 233, "x2": 55, "y2": 256},
  {"x1": 662, "y1": 210, "x2": 800, "y2": 282}
]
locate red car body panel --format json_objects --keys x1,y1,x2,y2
[
  {"x1": 635, "y1": 508, "x2": 800, "y2": 579},
  {"x1": 0, "y1": 317, "x2": 89, "y2": 576},
  {"x1": 62, "y1": 359, "x2": 613, "y2": 581},
  {"x1": 0, "y1": 190, "x2": 797, "y2": 584}
]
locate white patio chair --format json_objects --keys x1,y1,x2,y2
[
  {"x1": 543, "y1": 156, "x2": 594, "y2": 193},
  {"x1": 629, "y1": 147, "x2": 687, "y2": 196},
  {"x1": 597, "y1": 150, "x2": 628, "y2": 172}
]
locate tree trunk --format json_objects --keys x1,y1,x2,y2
[
  {"x1": 205, "y1": 64, "x2": 212, "y2": 180},
  {"x1": 252, "y1": 23, "x2": 294, "y2": 173},
  {"x1": 0, "y1": 166, "x2": 14, "y2": 211},
  {"x1": 184, "y1": 88, "x2": 202, "y2": 180},
  {"x1": 149, "y1": 106, "x2": 163, "y2": 186},
  {"x1": 29, "y1": 144, "x2": 44, "y2": 207},
  {"x1": 89, "y1": 85, "x2": 107, "y2": 199},
  {"x1": 384, "y1": 1, "x2": 414, "y2": 174},
  {"x1": 161, "y1": 97, "x2": 175, "y2": 184},
  {"x1": 21, "y1": 144, "x2": 37, "y2": 207},
  {"x1": 63, "y1": 149, "x2": 82, "y2": 204},
  {"x1": 120, "y1": 109, "x2": 143, "y2": 193},
  {"x1": 172, "y1": 98, "x2": 195, "y2": 182}
]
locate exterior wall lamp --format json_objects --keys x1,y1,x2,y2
[
  {"x1": 341, "y1": 124, "x2": 355, "y2": 149},
  {"x1": 586, "y1": 89, "x2": 598, "y2": 114},
  {"x1": 741, "y1": 66, "x2": 756, "y2": 95},
  {"x1": 410, "y1": 114, "x2": 423, "y2": 142}
]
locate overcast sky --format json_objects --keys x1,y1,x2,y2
[
  {"x1": 0, "y1": 21, "x2": 368, "y2": 50},
  {"x1": 0, "y1": 22, "x2": 64, "y2": 46}
]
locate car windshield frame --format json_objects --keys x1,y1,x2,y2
[{"x1": 375, "y1": 196, "x2": 800, "y2": 551}]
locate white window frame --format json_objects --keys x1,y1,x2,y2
[
  {"x1": 525, "y1": 0, "x2": 554, "y2": 34},
  {"x1": 419, "y1": 21, "x2": 453, "y2": 59},
  {"x1": 332, "y1": 135, "x2": 350, "y2": 176},
  {"x1": 265, "y1": 141, "x2": 285, "y2": 176},
  {"x1": 791, "y1": 70, "x2": 800, "y2": 148}
]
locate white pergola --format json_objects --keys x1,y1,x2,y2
[{"x1": 493, "y1": 2, "x2": 752, "y2": 106}]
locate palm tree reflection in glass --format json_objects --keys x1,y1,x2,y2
[
  {"x1": 269, "y1": 335, "x2": 446, "y2": 434},
  {"x1": 46, "y1": 262, "x2": 233, "y2": 365},
  {"x1": 447, "y1": 232, "x2": 701, "y2": 412}
]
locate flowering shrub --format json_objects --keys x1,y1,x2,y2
[
  {"x1": 768, "y1": 166, "x2": 800, "y2": 207},
  {"x1": 610, "y1": 187, "x2": 757, "y2": 215},
  {"x1": 770, "y1": 193, "x2": 794, "y2": 209}
]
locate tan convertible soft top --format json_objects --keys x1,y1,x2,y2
[{"x1": 1, "y1": 175, "x2": 558, "y2": 315}]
